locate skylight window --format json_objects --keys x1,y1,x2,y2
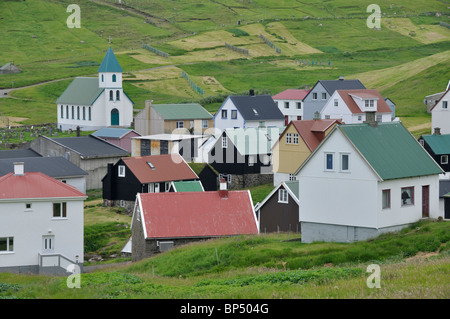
[
  {"x1": 147, "y1": 162, "x2": 155, "y2": 170},
  {"x1": 252, "y1": 108, "x2": 259, "y2": 115}
]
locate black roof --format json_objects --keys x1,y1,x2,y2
[
  {"x1": 0, "y1": 156, "x2": 88, "y2": 178},
  {"x1": 318, "y1": 79, "x2": 366, "y2": 95},
  {"x1": 228, "y1": 95, "x2": 285, "y2": 121},
  {"x1": 48, "y1": 135, "x2": 129, "y2": 158},
  {"x1": 439, "y1": 180, "x2": 450, "y2": 198},
  {"x1": 0, "y1": 149, "x2": 41, "y2": 159}
]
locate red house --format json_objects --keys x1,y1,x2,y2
[{"x1": 131, "y1": 180, "x2": 258, "y2": 261}]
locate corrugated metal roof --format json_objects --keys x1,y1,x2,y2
[
  {"x1": 92, "y1": 127, "x2": 137, "y2": 139},
  {"x1": 272, "y1": 89, "x2": 309, "y2": 100},
  {"x1": 0, "y1": 172, "x2": 86, "y2": 200},
  {"x1": 172, "y1": 180, "x2": 204, "y2": 192},
  {"x1": 284, "y1": 181, "x2": 299, "y2": 201},
  {"x1": 152, "y1": 103, "x2": 212, "y2": 120},
  {"x1": 339, "y1": 122, "x2": 443, "y2": 180},
  {"x1": 48, "y1": 135, "x2": 129, "y2": 158},
  {"x1": 56, "y1": 77, "x2": 104, "y2": 105},
  {"x1": 138, "y1": 191, "x2": 258, "y2": 238},
  {"x1": 225, "y1": 127, "x2": 284, "y2": 155},
  {"x1": 97, "y1": 47, "x2": 123, "y2": 73},
  {"x1": 0, "y1": 157, "x2": 88, "y2": 178},
  {"x1": 123, "y1": 154, "x2": 198, "y2": 184},
  {"x1": 421, "y1": 134, "x2": 450, "y2": 155}
]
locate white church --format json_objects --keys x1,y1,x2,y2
[{"x1": 56, "y1": 47, "x2": 134, "y2": 131}]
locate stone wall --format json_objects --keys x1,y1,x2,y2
[{"x1": 228, "y1": 173, "x2": 273, "y2": 189}]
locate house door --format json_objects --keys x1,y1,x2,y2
[
  {"x1": 111, "y1": 108, "x2": 119, "y2": 126},
  {"x1": 422, "y1": 185, "x2": 430, "y2": 218},
  {"x1": 284, "y1": 116, "x2": 289, "y2": 125},
  {"x1": 42, "y1": 235, "x2": 55, "y2": 253},
  {"x1": 444, "y1": 198, "x2": 450, "y2": 219}
]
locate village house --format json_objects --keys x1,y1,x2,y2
[
  {"x1": 419, "y1": 131, "x2": 450, "y2": 179},
  {"x1": 102, "y1": 154, "x2": 199, "y2": 212},
  {"x1": 272, "y1": 89, "x2": 310, "y2": 124},
  {"x1": 0, "y1": 163, "x2": 86, "y2": 275},
  {"x1": 131, "y1": 180, "x2": 258, "y2": 261},
  {"x1": 302, "y1": 77, "x2": 366, "y2": 120},
  {"x1": 271, "y1": 119, "x2": 341, "y2": 185},
  {"x1": 92, "y1": 127, "x2": 141, "y2": 153},
  {"x1": 319, "y1": 89, "x2": 394, "y2": 124},
  {"x1": 213, "y1": 90, "x2": 285, "y2": 132},
  {"x1": 30, "y1": 134, "x2": 130, "y2": 190},
  {"x1": 296, "y1": 121, "x2": 443, "y2": 243},
  {"x1": 254, "y1": 180, "x2": 300, "y2": 234},
  {"x1": 424, "y1": 80, "x2": 449, "y2": 113},
  {"x1": 0, "y1": 156, "x2": 88, "y2": 194},
  {"x1": 430, "y1": 86, "x2": 450, "y2": 135},
  {"x1": 207, "y1": 127, "x2": 284, "y2": 189},
  {"x1": 56, "y1": 47, "x2": 134, "y2": 131},
  {"x1": 134, "y1": 100, "x2": 213, "y2": 136}
]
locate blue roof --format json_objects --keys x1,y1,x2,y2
[
  {"x1": 98, "y1": 47, "x2": 123, "y2": 73},
  {"x1": 92, "y1": 127, "x2": 134, "y2": 139}
]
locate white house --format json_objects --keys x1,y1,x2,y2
[
  {"x1": 296, "y1": 121, "x2": 443, "y2": 243},
  {"x1": 0, "y1": 163, "x2": 87, "y2": 275},
  {"x1": 213, "y1": 91, "x2": 285, "y2": 132},
  {"x1": 320, "y1": 89, "x2": 394, "y2": 124},
  {"x1": 272, "y1": 89, "x2": 310, "y2": 124},
  {"x1": 431, "y1": 87, "x2": 450, "y2": 135},
  {"x1": 57, "y1": 47, "x2": 134, "y2": 131}
]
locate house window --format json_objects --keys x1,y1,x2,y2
[
  {"x1": 365, "y1": 100, "x2": 375, "y2": 107},
  {"x1": 441, "y1": 155, "x2": 448, "y2": 165},
  {"x1": 53, "y1": 202, "x2": 67, "y2": 218},
  {"x1": 341, "y1": 153, "x2": 350, "y2": 172},
  {"x1": 278, "y1": 189, "x2": 288, "y2": 203},
  {"x1": 248, "y1": 155, "x2": 255, "y2": 166},
  {"x1": 112, "y1": 74, "x2": 117, "y2": 82},
  {"x1": 382, "y1": 189, "x2": 391, "y2": 209},
  {"x1": 376, "y1": 114, "x2": 382, "y2": 122},
  {"x1": 109, "y1": 90, "x2": 114, "y2": 101},
  {"x1": 443, "y1": 101, "x2": 448, "y2": 109},
  {"x1": 176, "y1": 121, "x2": 184, "y2": 129},
  {"x1": 334, "y1": 99, "x2": 338, "y2": 107},
  {"x1": 312, "y1": 93, "x2": 317, "y2": 100},
  {"x1": 25, "y1": 203, "x2": 32, "y2": 211},
  {"x1": 221, "y1": 110, "x2": 227, "y2": 119},
  {"x1": 401, "y1": 187, "x2": 414, "y2": 206},
  {"x1": 202, "y1": 120, "x2": 208, "y2": 128},
  {"x1": 219, "y1": 173, "x2": 231, "y2": 183},
  {"x1": 116, "y1": 90, "x2": 120, "y2": 101},
  {"x1": 222, "y1": 136, "x2": 227, "y2": 148},
  {"x1": 325, "y1": 153, "x2": 334, "y2": 171},
  {"x1": 293, "y1": 133, "x2": 299, "y2": 144},
  {"x1": 284, "y1": 101, "x2": 289, "y2": 109},
  {"x1": 289, "y1": 174, "x2": 296, "y2": 181},
  {"x1": 324, "y1": 115, "x2": 330, "y2": 119},
  {"x1": 0, "y1": 237, "x2": 14, "y2": 253},
  {"x1": 286, "y1": 133, "x2": 292, "y2": 144},
  {"x1": 231, "y1": 110, "x2": 237, "y2": 119},
  {"x1": 118, "y1": 165, "x2": 126, "y2": 177},
  {"x1": 322, "y1": 93, "x2": 327, "y2": 100},
  {"x1": 296, "y1": 102, "x2": 301, "y2": 109},
  {"x1": 358, "y1": 115, "x2": 362, "y2": 121}
]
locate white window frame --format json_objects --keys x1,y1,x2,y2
[
  {"x1": 324, "y1": 152, "x2": 334, "y2": 171},
  {"x1": 222, "y1": 136, "x2": 227, "y2": 148},
  {"x1": 53, "y1": 202, "x2": 67, "y2": 219},
  {"x1": 443, "y1": 101, "x2": 448, "y2": 109},
  {"x1": 284, "y1": 101, "x2": 289, "y2": 109},
  {"x1": 340, "y1": 153, "x2": 350, "y2": 172},
  {"x1": 322, "y1": 92, "x2": 327, "y2": 100},
  {"x1": 401, "y1": 186, "x2": 414, "y2": 206},
  {"x1": 293, "y1": 133, "x2": 299, "y2": 144},
  {"x1": 441, "y1": 155, "x2": 448, "y2": 165},
  {"x1": 334, "y1": 99, "x2": 338, "y2": 107},
  {"x1": 312, "y1": 92, "x2": 317, "y2": 100},
  {"x1": 0, "y1": 237, "x2": 14, "y2": 253},
  {"x1": 382, "y1": 189, "x2": 391, "y2": 210},
  {"x1": 176, "y1": 121, "x2": 184, "y2": 129},
  {"x1": 221, "y1": 109, "x2": 227, "y2": 119},
  {"x1": 278, "y1": 189, "x2": 288, "y2": 203},
  {"x1": 286, "y1": 133, "x2": 292, "y2": 144},
  {"x1": 289, "y1": 174, "x2": 296, "y2": 181},
  {"x1": 248, "y1": 155, "x2": 255, "y2": 166},
  {"x1": 296, "y1": 102, "x2": 301, "y2": 109},
  {"x1": 118, "y1": 165, "x2": 126, "y2": 177},
  {"x1": 231, "y1": 110, "x2": 237, "y2": 119},
  {"x1": 202, "y1": 120, "x2": 208, "y2": 128}
]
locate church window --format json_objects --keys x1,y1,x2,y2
[
  {"x1": 83, "y1": 107, "x2": 86, "y2": 120},
  {"x1": 116, "y1": 90, "x2": 120, "y2": 101},
  {"x1": 72, "y1": 106, "x2": 74, "y2": 119},
  {"x1": 101, "y1": 74, "x2": 104, "y2": 82},
  {"x1": 60, "y1": 105, "x2": 63, "y2": 118},
  {"x1": 112, "y1": 74, "x2": 116, "y2": 82},
  {"x1": 110, "y1": 90, "x2": 114, "y2": 101},
  {"x1": 77, "y1": 106, "x2": 80, "y2": 120},
  {"x1": 88, "y1": 107, "x2": 91, "y2": 121},
  {"x1": 66, "y1": 105, "x2": 69, "y2": 119}
]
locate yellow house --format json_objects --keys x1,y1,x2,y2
[{"x1": 272, "y1": 119, "x2": 341, "y2": 185}]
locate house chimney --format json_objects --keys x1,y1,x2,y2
[
  {"x1": 313, "y1": 111, "x2": 320, "y2": 120},
  {"x1": 249, "y1": 89, "x2": 255, "y2": 96},
  {"x1": 219, "y1": 178, "x2": 228, "y2": 198},
  {"x1": 364, "y1": 111, "x2": 378, "y2": 127},
  {"x1": 339, "y1": 76, "x2": 344, "y2": 80},
  {"x1": 13, "y1": 162, "x2": 24, "y2": 176},
  {"x1": 434, "y1": 127, "x2": 441, "y2": 135}
]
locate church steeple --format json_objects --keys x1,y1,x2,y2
[{"x1": 98, "y1": 47, "x2": 122, "y2": 88}]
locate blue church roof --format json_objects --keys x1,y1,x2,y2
[{"x1": 98, "y1": 47, "x2": 123, "y2": 73}]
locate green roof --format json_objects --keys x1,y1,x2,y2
[
  {"x1": 339, "y1": 122, "x2": 443, "y2": 180},
  {"x1": 98, "y1": 47, "x2": 123, "y2": 73},
  {"x1": 152, "y1": 103, "x2": 212, "y2": 120},
  {"x1": 226, "y1": 127, "x2": 285, "y2": 155},
  {"x1": 172, "y1": 181, "x2": 204, "y2": 192},
  {"x1": 56, "y1": 77, "x2": 103, "y2": 105},
  {"x1": 284, "y1": 181, "x2": 299, "y2": 201},
  {"x1": 421, "y1": 134, "x2": 450, "y2": 155}
]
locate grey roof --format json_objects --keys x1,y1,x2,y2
[
  {"x1": 0, "y1": 149, "x2": 41, "y2": 159},
  {"x1": 318, "y1": 79, "x2": 366, "y2": 95},
  {"x1": 48, "y1": 135, "x2": 129, "y2": 158},
  {"x1": 92, "y1": 127, "x2": 137, "y2": 139},
  {"x1": 56, "y1": 77, "x2": 104, "y2": 106},
  {"x1": 439, "y1": 180, "x2": 450, "y2": 197},
  {"x1": 0, "y1": 156, "x2": 88, "y2": 178},
  {"x1": 228, "y1": 95, "x2": 285, "y2": 121}
]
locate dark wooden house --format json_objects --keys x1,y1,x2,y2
[{"x1": 419, "y1": 132, "x2": 450, "y2": 174}]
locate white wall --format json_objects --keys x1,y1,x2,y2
[
  {"x1": 0, "y1": 199, "x2": 85, "y2": 268},
  {"x1": 274, "y1": 99, "x2": 303, "y2": 119},
  {"x1": 99, "y1": 72, "x2": 123, "y2": 89},
  {"x1": 431, "y1": 91, "x2": 450, "y2": 134},
  {"x1": 245, "y1": 119, "x2": 285, "y2": 128},
  {"x1": 214, "y1": 98, "x2": 245, "y2": 131}
]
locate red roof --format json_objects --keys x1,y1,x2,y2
[
  {"x1": 272, "y1": 89, "x2": 310, "y2": 100},
  {"x1": 122, "y1": 154, "x2": 198, "y2": 184},
  {"x1": 337, "y1": 89, "x2": 392, "y2": 114},
  {"x1": 137, "y1": 191, "x2": 258, "y2": 238},
  {"x1": 0, "y1": 172, "x2": 86, "y2": 200}
]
